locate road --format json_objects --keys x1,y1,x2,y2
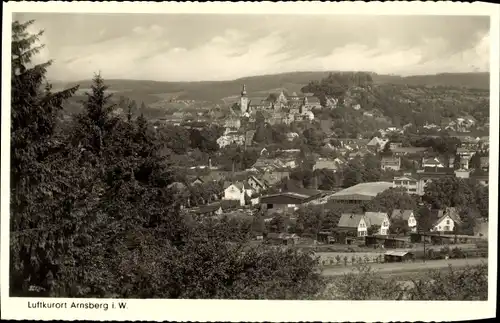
[{"x1": 321, "y1": 257, "x2": 488, "y2": 276}]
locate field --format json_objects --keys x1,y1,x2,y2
[
  {"x1": 314, "y1": 243, "x2": 483, "y2": 266},
  {"x1": 321, "y1": 257, "x2": 488, "y2": 277}
]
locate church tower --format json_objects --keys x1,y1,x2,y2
[
  {"x1": 300, "y1": 96, "x2": 308, "y2": 113},
  {"x1": 240, "y1": 84, "x2": 249, "y2": 114}
]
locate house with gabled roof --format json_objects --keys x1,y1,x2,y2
[
  {"x1": 391, "y1": 209, "x2": 417, "y2": 232},
  {"x1": 422, "y1": 157, "x2": 446, "y2": 168},
  {"x1": 189, "y1": 202, "x2": 224, "y2": 217},
  {"x1": 247, "y1": 175, "x2": 268, "y2": 194},
  {"x1": 337, "y1": 214, "x2": 368, "y2": 237},
  {"x1": 364, "y1": 212, "x2": 390, "y2": 235},
  {"x1": 430, "y1": 207, "x2": 462, "y2": 233},
  {"x1": 260, "y1": 189, "x2": 323, "y2": 214},
  {"x1": 381, "y1": 156, "x2": 401, "y2": 171},
  {"x1": 260, "y1": 171, "x2": 289, "y2": 187},
  {"x1": 367, "y1": 137, "x2": 388, "y2": 151},
  {"x1": 223, "y1": 181, "x2": 246, "y2": 206}
]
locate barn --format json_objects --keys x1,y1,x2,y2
[{"x1": 259, "y1": 188, "x2": 324, "y2": 214}]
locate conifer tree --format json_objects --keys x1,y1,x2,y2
[{"x1": 10, "y1": 20, "x2": 79, "y2": 295}]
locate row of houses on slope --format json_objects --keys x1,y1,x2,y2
[{"x1": 335, "y1": 207, "x2": 462, "y2": 239}]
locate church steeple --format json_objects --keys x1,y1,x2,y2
[{"x1": 240, "y1": 84, "x2": 249, "y2": 114}]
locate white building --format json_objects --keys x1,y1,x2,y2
[
  {"x1": 431, "y1": 208, "x2": 461, "y2": 232},
  {"x1": 217, "y1": 132, "x2": 245, "y2": 148},
  {"x1": 392, "y1": 175, "x2": 418, "y2": 195},
  {"x1": 364, "y1": 212, "x2": 390, "y2": 235},
  {"x1": 391, "y1": 209, "x2": 417, "y2": 232},
  {"x1": 223, "y1": 182, "x2": 246, "y2": 206},
  {"x1": 337, "y1": 213, "x2": 368, "y2": 237}
]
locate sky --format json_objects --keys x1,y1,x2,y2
[{"x1": 14, "y1": 13, "x2": 490, "y2": 82}]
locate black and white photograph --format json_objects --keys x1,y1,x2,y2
[{"x1": 1, "y1": 1, "x2": 498, "y2": 322}]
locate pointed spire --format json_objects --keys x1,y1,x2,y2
[{"x1": 241, "y1": 84, "x2": 247, "y2": 96}]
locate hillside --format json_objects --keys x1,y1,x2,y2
[{"x1": 52, "y1": 71, "x2": 489, "y2": 105}]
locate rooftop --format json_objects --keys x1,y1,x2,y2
[
  {"x1": 189, "y1": 203, "x2": 222, "y2": 214},
  {"x1": 330, "y1": 182, "x2": 394, "y2": 199},
  {"x1": 364, "y1": 212, "x2": 388, "y2": 226},
  {"x1": 338, "y1": 213, "x2": 365, "y2": 228},
  {"x1": 391, "y1": 209, "x2": 414, "y2": 221},
  {"x1": 391, "y1": 146, "x2": 428, "y2": 154},
  {"x1": 393, "y1": 176, "x2": 418, "y2": 182}
]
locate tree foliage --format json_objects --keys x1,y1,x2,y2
[
  {"x1": 423, "y1": 177, "x2": 478, "y2": 210},
  {"x1": 364, "y1": 188, "x2": 418, "y2": 214},
  {"x1": 319, "y1": 263, "x2": 487, "y2": 300},
  {"x1": 9, "y1": 20, "x2": 325, "y2": 299}
]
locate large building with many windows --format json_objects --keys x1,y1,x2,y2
[{"x1": 392, "y1": 175, "x2": 419, "y2": 195}]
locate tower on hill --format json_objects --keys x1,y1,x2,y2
[{"x1": 240, "y1": 84, "x2": 249, "y2": 114}]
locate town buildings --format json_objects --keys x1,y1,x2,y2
[{"x1": 381, "y1": 156, "x2": 401, "y2": 171}]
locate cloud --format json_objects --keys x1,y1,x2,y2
[{"x1": 26, "y1": 14, "x2": 489, "y2": 82}]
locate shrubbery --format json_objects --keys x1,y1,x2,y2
[{"x1": 318, "y1": 263, "x2": 487, "y2": 300}]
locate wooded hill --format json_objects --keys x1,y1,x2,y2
[{"x1": 52, "y1": 71, "x2": 489, "y2": 105}]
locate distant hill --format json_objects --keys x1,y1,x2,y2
[{"x1": 52, "y1": 71, "x2": 489, "y2": 105}]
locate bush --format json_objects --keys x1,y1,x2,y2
[
  {"x1": 317, "y1": 263, "x2": 488, "y2": 300},
  {"x1": 440, "y1": 246, "x2": 450, "y2": 257},
  {"x1": 450, "y1": 247, "x2": 465, "y2": 259},
  {"x1": 406, "y1": 263, "x2": 488, "y2": 300}
]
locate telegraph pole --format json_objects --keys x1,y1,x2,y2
[{"x1": 422, "y1": 230, "x2": 426, "y2": 263}]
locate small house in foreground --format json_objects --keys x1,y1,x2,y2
[{"x1": 384, "y1": 250, "x2": 415, "y2": 263}]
